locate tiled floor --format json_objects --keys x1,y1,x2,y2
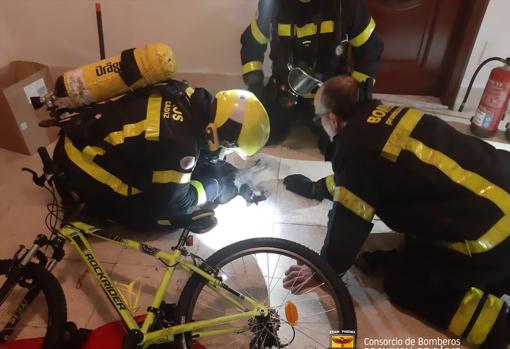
[{"x1": 0, "y1": 100, "x2": 509, "y2": 348}]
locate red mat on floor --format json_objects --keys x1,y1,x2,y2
[{"x1": 3, "y1": 315, "x2": 206, "y2": 349}]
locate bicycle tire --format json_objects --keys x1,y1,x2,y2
[
  {"x1": 0, "y1": 259, "x2": 67, "y2": 349},
  {"x1": 176, "y1": 238, "x2": 356, "y2": 349}
]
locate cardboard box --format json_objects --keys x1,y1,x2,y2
[{"x1": 0, "y1": 61, "x2": 58, "y2": 155}]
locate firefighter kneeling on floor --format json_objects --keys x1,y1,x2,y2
[
  {"x1": 282, "y1": 76, "x2": 510, "y2": 349},
  {"x1": 241, "y1": 0, "x2": 383, "y2": 147},
  {"x1": 53, "y1": 80, "x2": 270, "y2": 231}
]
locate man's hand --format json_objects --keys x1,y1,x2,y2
[
  {"x1": 239, "y1": 184, "x2": 267, "y2": 205},
  {"x1": 283, "y1": 265, "x2": 320, "y2": 294}
]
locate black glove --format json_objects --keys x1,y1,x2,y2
[
  {"x1": 239, "y1": 184, "x2": 267, "y2": 205},
  {"x1": 215, "y1": 175, "x2": 238, "y2": 204},
  {"x1": 283, "y1": 175, "x2": 330, "y2": 201}
]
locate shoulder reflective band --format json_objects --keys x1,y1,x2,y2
[
  {"x1": 403, "y1": 137, "x2": 510, "y2": 255},
  {"x1": 448, "y1": 288, "x2": 504, "y2": 345},
  {"x1": 104, "y1": 94, "x2": 162, "y2": 145},
  {"x1": 145, "y1": 94, "x2": 162, "y2": 141},
  {"x1": 190, "y1": 180, "x2": 207, "y2": 205},
  {"x1": 278, "y1": 20, "x2": 335, "y2": 38},
  {"x1": 64, "y1": 137, "x2": 141, "y2": 196},
  {"x1": 251, "y1": 18, "x2": 268, "y2": 45},
  {"x1": 326, "y1": 175, "x2": 336, "y2": 197},
  {"x1": 333, "y1": 187, "x2": 375, "y2": 222},
  {"x1": 242, "y1": 61, "x2": 263, "y2": 75},
  {"x1": 349, "y1": 17, "x2": 376, "y2": 47},
  {"x1": 152, "y1": 170, "x2": 192, "y2": 184},
  {"x1": 105, "y1": 120, "x2": 146, "y2": 146},
  {"x1": 352, "y1": 71, "x2": 375, "y2": 85},
  {"x1": 381, "y1": 108, "x2": 423, "y2": 162}
]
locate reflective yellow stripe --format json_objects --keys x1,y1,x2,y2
[
  {"x1": 352, "y1": 70, "x2": 375, "y2": 85},
  {"x1": 467, "y1": 294, "x2": 504, "y2": 345},
  {"x1": 190, "y1": 180, "x2": 207, "y2": 205},
  {"x1": 81, "y1": 145, "x2": 105, "y2": 161},
  {"x1": 64, "y1": 137, "x2": 141, "y2": 196},
  {"x1": 104, "y1": 94, "x2": 162, "y2": 146},
  {"x1": 448, "y1": 287, "x2": 484, "y2": 337},
  {"x1": 185, "y1": 87, "x2": 195, "y2": 98},
  {"x1": 446, "y1": 214, "x2": 510, "y2": 255},
  {"x1": 333, "y1": 187, "x2": 375, "y2": 222},
  {"x1": 325, "y1": 175, "x2": 335, "y2": 197},
  {"x1": 152, "y1": 170, "x2": 192, "y2": 184},
  {"x1": 157, "y1": 220, "x2": 172, "y2": 226},
  {"x1": 105, "y1": 120, "x2": 146, "y2": 146},
  {"x1": 145, "y1": 94, "x2": 162, "y2": 141},
  {"x1": 303, "y1": 92, "x2": 315, "y2": 99},
  {"x1": 404, "y1": 137, "x2": 510, "y2": 254},
  {"x1": 278, "y1": 24, "x2": 292, "y2": 37},
  {"x1": 349, "y1": 17, "x2": 376, "y2": 47},
  {"x1": 319, "y1": 20, "x2": 335, "y2": 34},
  {"x1": 242, "y1": 61, "x2": 263, "y2": 75},
  {"x1": 278, "y1": 20, "x2": 335, "y2": 38},
  {"x1": 251, "y1": 18, "x2": 268, "y2": 44},
  {"x1": 381, "y1": 109, "x2": 424, "y2": 162}
]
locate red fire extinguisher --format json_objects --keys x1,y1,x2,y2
[{"x1": 459, "y1": 57, "x2": 510, "y2": 139}]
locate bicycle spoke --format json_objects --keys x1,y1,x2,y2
[
  {"x1": 291, "y1": 326, "x2": 329, "y2": 348},
  {"x1": 181, "y1": 240, "x2": 353, "y2": 349}
]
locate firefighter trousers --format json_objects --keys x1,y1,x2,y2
[
  {"x1": 262, "y1": 78, "x2": 330, "y2": 150},
  {"x1": 383, "y1": 238, "x2": 510, "y2": 348}
]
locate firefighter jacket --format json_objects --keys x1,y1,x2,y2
[
  {"x1": 53, "y1": 80, "x2": 218, "y2": 229},
  {"x1": 240, "y1": 0, "x2": 384, "y2": 86},
  {"x1": 322, "y1": 101, "x2": 510, "y2": 273}
]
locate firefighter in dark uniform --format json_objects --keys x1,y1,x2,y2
[
  {"x1": 240, "y1": 0, "x2": 383, "y2": 145},
  {"x1": 283, "y1": 76, "x2": 510, "y2": 349},
  {"x1": 53, "y1": 80, "x2": 269, "y2": 230}
]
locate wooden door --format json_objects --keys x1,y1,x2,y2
[{"x1": 367, "y1": 0, "x2": 489, "y2": 106}]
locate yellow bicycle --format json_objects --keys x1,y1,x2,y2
[{"x1": 0, "y1": 148, "x2": 356, "y2": 349}]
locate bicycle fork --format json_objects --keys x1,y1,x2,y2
[{"x1": 0, "y1": 235, "x2": 63, "y2": 342}]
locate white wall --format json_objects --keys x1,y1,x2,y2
[
  {"x1": 0, "y1": 9, "x2": 16, "y2": 67},
  {"x1": 454, "y1": 0, "x2": 510, "y2": 111},
  {"x1": 4, "y1": 0, "x2": 507, "y2": 110},
  {"x1": 1, "y1": 0, "x2": 259, "y2": 76}
]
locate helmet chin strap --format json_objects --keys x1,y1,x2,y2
[{"x1": 206, "y1": 123, "x2": 220, "y2": 152}]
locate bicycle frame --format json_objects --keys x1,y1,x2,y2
[{"x1": 59, "y1": 221, "x2": 269, "y2": 348}]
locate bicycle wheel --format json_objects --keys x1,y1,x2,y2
[
  {"x1": 176, "y1": 238, "x2": 356, "y2": 349},
  {"x1": 0, "y1": 259, "x2": 67, "y2": 349}
]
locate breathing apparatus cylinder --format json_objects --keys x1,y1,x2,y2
[{"x1": 53, "y1": 43, "x2": 176, "y2": 109}]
